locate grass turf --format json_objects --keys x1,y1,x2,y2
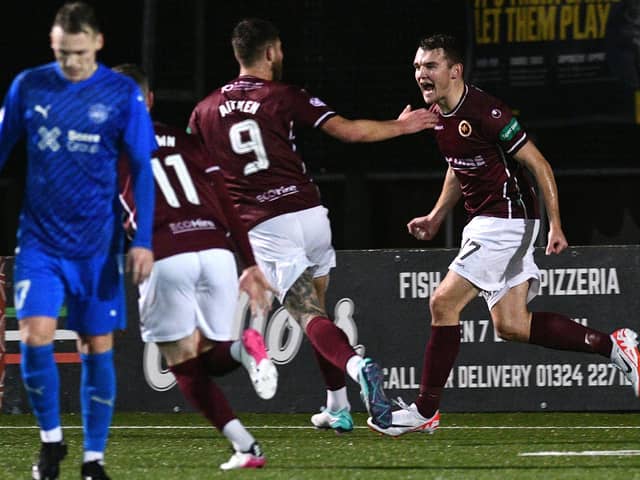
[{"x1": 1, "y1": 412, "x2": 640, "y2": 479}]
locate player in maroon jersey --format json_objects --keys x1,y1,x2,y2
[
  {"x1": 367, "y1": 34, "x2": 640, "y2": 437},
  {"x1": 189, "y1": 18, "x2": 439, "y2": 432},
  {"x1": 115, "y1": 64, "x2": 276, "y2": 470}
]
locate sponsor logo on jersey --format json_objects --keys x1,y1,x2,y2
[
  {"x1": 309, "y1": 97, "x2": 327, "y2": 107},
  {"x1": 67, "y1": 129, "x2": 101, "y2": 154},
  {"x1": 34, "y1": 104, "x2": 52, "y2": 119},
  {"x1": 222, "y1": 80, "x2": 264, "y2": 93},
  {"x1": 445, "y1": 155, "x2": 486, "y2": 169},
  {"x1": 458, "y1": 120, "x2": 472, "y2": 137},
  {"x1": 256, "y1": 185, "x2": 299, "y2": 203},
  {"x1": 88, "y1": 103, "x2": 109, "y2": 124},
  {"x1": 491, "y1": 108, "x2": 502, "y2": 119},
  {"x1": 169, "y1": 218, "x2": 217, "y2": 234},
  {"x1": 68, "y1": 130, "x2": 100, "y2": 143},
  {"x1": 37, "y1": 126, "x2": 62, "y2": 152},
  {"x1": 499, "y1": 118, "x2": 522, "y2": 142}
]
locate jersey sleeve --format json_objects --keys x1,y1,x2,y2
[
  {"x1": 187, "y1": 107, "x2": 202, "y2": 138},
  {"x1": 0, "y1": 72, "x2": 27, "y2": 170},
  {"x1": 481, "y1": 101, "x2": 528, "y2": 155},
  {"x1": 117, "y1": 155, "x2": 137, "y2": 240},
  {"x1": 287, "y1": 87, "x2": 337, "y2": 129},
  {"x1": 122, "y1": 85, "x2": 156, "y2": 250},
  {"x1": 205, "y1": 159, "x2": 256, "y2": 268}
]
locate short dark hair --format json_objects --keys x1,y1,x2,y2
[
  {"x1": 418, "y1": 34, "x2": 463, "y2": 66},
  {"x1": 231, "y1": 18, "x2": 280, "y2": 67},
  {"x1": 52, "y1": 1, "x2": 101, "y2": 34},
  {"x1": 112, "y1": 63, "x2": 149, "y2": 96}
]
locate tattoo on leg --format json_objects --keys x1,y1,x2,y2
[{"x1": 284, "y1": 268, "x2": 326, "y2": 323}]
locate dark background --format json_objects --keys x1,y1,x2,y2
[{"x1": 1, "y1": 0, "x2": 639, "y2": 255}]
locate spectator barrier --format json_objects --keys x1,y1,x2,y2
[{"x1": 2, "y1": 246, "x2": 639, "y2": 414}]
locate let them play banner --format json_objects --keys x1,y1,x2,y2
[{"x1": 468, "y1": 0, "x2": 639, "y2": 125}]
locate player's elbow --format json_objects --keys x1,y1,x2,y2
[{"x1": 322, "y1": 117, "x2": 367, "y2": 143}]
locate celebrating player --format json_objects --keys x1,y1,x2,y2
[
  {"x1": 188, "y1": 17, "x2": 439, "y2": 432},
  {"x1": 367, "y1": 33, "x2": 640, "y2": 437},
  {"x1": 115, "y1": 63, "x2": 276, "y2": 470},
  {"x1": 0, "y1": 3, "x2": 155, "y2": 479}
]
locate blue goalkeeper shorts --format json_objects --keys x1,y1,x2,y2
[{"x1": 13, "y1": 247, "x2": 126, "y2": 335}]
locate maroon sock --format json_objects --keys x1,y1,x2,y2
[
  {"x1": 415, "y1": 325, "x2": 460, "y2": 418},
  {"x1": 305, "y1": 316, "x2": 355, "y2": 372},
  {"x1": 200, "y1": 341, "x2": 240, "y2": 376},
  {"x1": 312, "y1": 345, "x2": 347, "y2": 390},
  {"x1": 169, "y1": 356, "x2": 235, "y2": 430},
  {"x1": 530, "y1": 312, "x2": 612, "y2": 357}
]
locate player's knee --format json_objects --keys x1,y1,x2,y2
[
  {"x1": 493, "y1": 319, "x2": 527, "y2": 342},
  {"x1": 18, "y1": 321, "x2": 55, "y2": 346},
  {"x1": 77, "y1": 333, "x2": 113, "y2": 354},
  {"x1": 19, "y1": 329, "x2": 53, "y2": 346},
  {"x1": 429, "y1": 290, "x2": 456, "y2": 323}
]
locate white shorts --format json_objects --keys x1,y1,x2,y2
[
  {"x1": 138, "y1": 249, "x2": 239, "y2": 343},
  {"x1": 249, "y1": 206, "x2": 336, "y2": 302},
  {"x1": 449, "y1": 216, "x2": 541, "y2": 309}
]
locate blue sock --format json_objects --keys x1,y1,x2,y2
[
  {"x1": 80, "y1": 350, "x2": 116, "y2": 453},
  {"x1": 20, "y1": 342, "x2": 61, "y2": 431}
]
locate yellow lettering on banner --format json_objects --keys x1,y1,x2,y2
[
  {"x1": 559, "y1": 5, "x2": 573, "y2": 39},
  {"x1": 559, "y1": 3, "x2": 611, "y2": 40},
  {"x1": 596, "y1": 3, "x2": 611, "y2": 37},
  {"x1": 505, "y1": 6, "x2": 557, "y2": 41},
  {"x1": 475, "y1": 0, "x2": 614, "y2": 44},
  {"x1": 475, "y1": 8, "x2": 501, "y2": 44}
]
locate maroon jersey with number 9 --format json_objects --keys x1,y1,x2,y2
[
  {"x1": 432, "y1": 84, "x2": 539, "y2": 221},
  {"x1": 188, "y1": 75, "x2": 337, "y2": 229}
]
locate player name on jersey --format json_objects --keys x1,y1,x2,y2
[
  {"x1": 155, "y1": 134, "x2": 176, "y2": 147},
  {"x1": 218, "y1": 100, "x2": 261, "y2": 118}
]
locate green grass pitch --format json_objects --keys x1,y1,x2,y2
[{"x1": 2, "y1": 412, "x2": 640, "y2": 479}]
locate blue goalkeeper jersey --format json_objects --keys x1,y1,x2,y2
[{"x1": 0, "y1": 62, "x2": 155, "y2": 258}]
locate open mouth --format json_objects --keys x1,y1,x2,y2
[{"x1": 420, "y1": 82, "x2": 435, "y2": 94}]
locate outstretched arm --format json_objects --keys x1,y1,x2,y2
[
  {"x1": 513, "y1": 140, "x2": 568, "y2": 255},
  {"x1": 320, "y1": 105, "x2": 438, "y2": 142},
  {"x1": 407, "y1": 167, "x2": 461, "y2": 241}
]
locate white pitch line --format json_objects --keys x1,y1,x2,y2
[
  {"x1": 1, "y1": 425, "x2": 640, "y2": 430},
  {"x1": 520, "y1": 450, "x2": 640, "y2": 457}
]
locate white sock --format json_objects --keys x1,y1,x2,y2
[
  {"x1": 222, "y1": 419, "x2": 255, "y2": 452},
  {"x1": 83, "y1": 451, "x2": 104, "y2": 463},
  {"x1": 326, "y1": 386, "x2": 350, "y2": 412},
  {"x1": 40, "y1": 427, "x2": 63, "y2": 443},
  {"x1": 229, "y1": 340, "x2": 241, "y2": 362},
  {"x1": 345, "y1": 355, "x2": 362, "y2": 383}
]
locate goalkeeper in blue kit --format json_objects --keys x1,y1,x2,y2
[{"x1": 0, "y1": 2, "x2": 155, "y2": 479}]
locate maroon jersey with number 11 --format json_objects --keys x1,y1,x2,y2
[
  {"x1": 119, "y1": 123, "x2": 255, "y2": 264},
  {"x1": 432, "y1": 84, "x2": 539, "y2": 221},
  {"x1": 188, "y1": 75, "x2": 337, "y2": 229}
]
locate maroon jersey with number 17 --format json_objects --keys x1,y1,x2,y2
[
  {"x1": 119, "y1": 123, "x2": 255, "y2": 264},
  {"x1": 188, "y1": 75, "x2": 337, "y2": 229},
  {"x1": 432, "y1": 84, "x2": 539, "y2": 221}
]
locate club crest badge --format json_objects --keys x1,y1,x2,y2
[
  {"x1": 458, "y1": 120, "x2": 472, "y2": 137},
  {"x1": 88, "y1": 103, "x2": 109, "y2": 124}
]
